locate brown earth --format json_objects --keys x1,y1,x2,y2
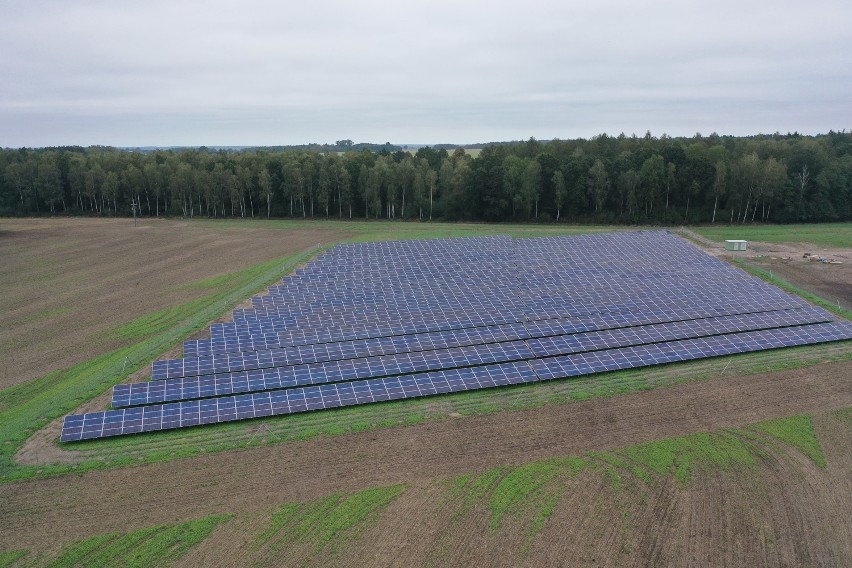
[
  {"x1": 683, "y1": 228, "x2": 852, "y2": 310},
  {"x1": 3, "y1": 223, "x2": 851, "y2": 566},
  {"x1": 1, "y1": 361, "x2": 850, "y2": 566},
  {"x1": 0, "y1": 218, "x2": 348, "y2": 389}
]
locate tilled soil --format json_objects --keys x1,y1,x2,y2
[
  {"x1": 683, "y1": 228, "x2": 852, "y2": 310},
  {"x1": 1, "y1": 360, "x2": 850, "y2": 563},
  {"x1": 4, "y1": 224, "x2": 851, "y2": 566},
  {"x1": 0, "y1": 218, "x2": 347, "y2": 389}
]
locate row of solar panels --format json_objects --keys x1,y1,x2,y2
[
  {"x1": 186, "y1": 293, "x2": 820, "y2": 359},
  {"x1": 59, "y1": 232, "x2": 852, "y2": 442},
  {"x1": 222, "y1": 289, "x2": 809, "y2": 333},
  {"x1": 188, "y1": 293, "x2": 813, "y2": 359},
  {"x1": 158, "y1": 307, "x2": 830, "y2": 381},
  {"x1": 238, "y1": 282, "x2": 796, "y2": 325},
  {"x1": 61, "y1": 321, "x2": 852, "y2": 441},
  {"x1": 129, "y1": 312, "x2": 833, "y2": 407},
  {"x1": 222, "y1": 271, "x2": 804, "y2": 324}
]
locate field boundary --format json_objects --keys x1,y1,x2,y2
[
  {"x1": 3, "y1": 222, "x2": 850, "y2": 484},
  {"x1": 0, "y1": 246, "x2": 326, "y2": 483}
]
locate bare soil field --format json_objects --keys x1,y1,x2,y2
[
  {"x1": 0, "y1": 218, "x2": 347, "y2": 389},
  {"x1": 745, "y1": 245, "x2": 852, "y2": 310},
  {"x1": 2, "y1": 221, "x2": 851, "y2": 566},
  {"x1": 684, "y1": 228, "x2": 852, "y2": 310},
  {"x1": 1, "y1": 362, "x2": 850, "y2": 565}
]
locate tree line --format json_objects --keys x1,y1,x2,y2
[{"x1": 2, "y1": 131, "x2": 851, "y2": 223}]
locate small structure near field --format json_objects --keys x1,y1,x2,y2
[{"x1": 725, "y1": 240, "x2": 748, "y2": 251}]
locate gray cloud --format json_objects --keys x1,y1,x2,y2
[{"x1": 1, "y1": 0, "x2": 850, "y2": 146}]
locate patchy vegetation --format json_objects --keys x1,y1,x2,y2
[
  {"x1": 0, "y1": 247, "x2": 322, "y2": 482},
  {"x1": 440, "y1": 412, "x2": 831, "y2": 557},
  {"x1": 253, "y1": 485, "x2": 406, "y2": 565},
  {"x1": 751, "y1": 414, "x2": 827, "y2": 468},
  {"x1": 694, "y1": 223, "x2": 852, "y2": 249},
  {"x1": 3, "y1": 514, "x2": 232, "y2": 568}
]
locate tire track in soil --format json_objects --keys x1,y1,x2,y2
[{"x1": 1, "y1": 360, "x2": 851, "y2": 551}]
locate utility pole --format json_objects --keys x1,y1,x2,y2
[{"x1": 131, "y1": 199, "x2": 138, "y2": 227}]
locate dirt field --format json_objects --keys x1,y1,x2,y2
[
  {"x1": 746, "y1": 245, "x2": 852, "y2": 310},
  {"x1": 684, "y1": 228, "x2": 852, "y2": 310},
  {"x1": 0, "y1": 218, "x2": 347, "y2": 389},
  {"x1": 2, "y1": 220, "x2": 851, "y2": 566},
  {"x1": 1, "y1": 362, "x2": 850, "y2": 565}
]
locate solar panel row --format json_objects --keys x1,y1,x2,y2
[
  {"x1": 62, "y1": 321, "x2": 852, "y2": 442},
  {"x1": 158, "y1": 307, "x2": 830, "y2": 381},
  {"x1": 59, "y1": 231, "x2": 852, "y2": 442},
  {"x1": 154, "y1": 322, "x2": 531, "y2": 380},
  {"x1": 116, "y1": 340, "x2": 533, "y2": 407},
  {"x1": 190, "y1": 232, "x2": 795, "y2": 349},
  {"x1": 118, "y1": 309, "x2": 836, "y2": 409},
  {"x1": 187, "y1": 303, "x2": 825, "y2": 359}
]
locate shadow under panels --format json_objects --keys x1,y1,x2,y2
[{"x1": 60, "y1": 231, "x2": 852, "y2": 442}]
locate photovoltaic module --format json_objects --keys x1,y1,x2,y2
[{"x1": 60, "y1": 231, "x2": 852, "y2": 442}]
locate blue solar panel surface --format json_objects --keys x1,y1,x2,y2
[
  {"x1": 60, "y1": 231, "x2": 852, "y2": 442},
  {"x1": 62, "y1": 321, "x2": 852, "y2": 442}
]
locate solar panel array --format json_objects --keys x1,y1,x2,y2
[{"x1": 61, "y1": 231, "x2": 852, "y2": 442}]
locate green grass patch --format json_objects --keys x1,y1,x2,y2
[
  {"x1": 488, "y1": 457, "x2": 587, "y2": 531},
  {"x1": 484, "y1": 457, "x2": 588, "y2": 552},
  {"x1": 315, "y1": 485, "x2": 406, "y2": 550},
  {"x1": 0, "y1": 247, "x2": 322, "y2": 483},
  {"x1": 0, "y1": 550, "x2": 27, "y2": 567},
  {"x1": 692, "y1": 223, "x2": 852, "y2": 248},
  {"x1": 254, "y1": 503, "x2": 301, "y2": 550},
  {"x1": 749, "y1": 415, "x2": 826, "y2": 468},
  {"x1": 43, "y1": 534, "x2": 115, "y2": 568},
  {"x1": 616, "y1": 431, "x2": 757, "y2": 485},
  {"x1": 113, "y1": 295, "x2": 217, "y2": 340},
  {"x1": 447, "y1": 410, "x2": 844, "y2": 554},
  {"x1": 451, "y1": 467, "x2": 505, "y2": 516},
  {"x1": 254, "y1": 485, "x2": 405, "y2": 561},
  {"x1": 42, "y1": 514, "x2": 231, "y2": 568},
  {"x1": 175, "y1": 271, "x2": 235, "y2": 292}
]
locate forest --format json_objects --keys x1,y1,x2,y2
[{"x1": 2, "y1": 131, "x2": 851, "y2": 224}]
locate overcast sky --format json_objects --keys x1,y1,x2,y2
[{"x1": 1, "y1": 0, "x2": 850, "y2": 147}]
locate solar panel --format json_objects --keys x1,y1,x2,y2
[
  {"x1": 62, "y1": 321, "x2": 852, "y2": 442},
  {"x1": 59, "y1": 231, "x2": 852, "y2": 442},
  {"x1": 120, "y1": 307, "x2": 835, "y2": 409},
  {"x1": 114, "y1": 340, "x2": 535, "y2": 408},
  {"x1": 156, "y1": 322, "x2": 532, "y2": 380}
]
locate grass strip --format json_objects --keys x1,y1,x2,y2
[
  {"x1": 43, "y1": 514, "x2": 231, "y2": 568},
  {"x1": 254, "y1": 485, "x2": 405, "y2": 563},
  {"x1": 0, "y1": 550, "x2": 28, "y2": 567},
  {"x1": 691, "y1": 223, "x2": 852, "y2": 248},
  {"x1": 0, "y1": 247, "x2": 323, "y2": 483}
]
